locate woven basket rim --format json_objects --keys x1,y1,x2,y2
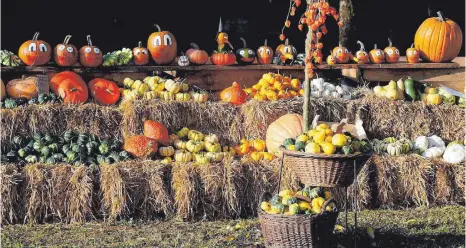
[
  {"x1": 279, "y1": 146, "x2": 372, "y2": 159},
  {"x1": 258, "y1": 209, "x2": 338, "y2": 220}
]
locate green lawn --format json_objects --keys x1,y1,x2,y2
[{"x1": 2, "y1": 206, "x2": 464, "y2": 248}]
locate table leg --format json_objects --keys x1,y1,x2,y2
[{"x1": 353, "y1": 160, "x2": 358, "y2": 247}]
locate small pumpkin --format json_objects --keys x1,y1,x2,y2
[
  {"x1": 6, "y1": 76, "x2": 38, "y2": 99},
  {"x1": 326, "y1": 51, "x2": 336, "y2": 65},
  {"x1": 186, "y1": 140, "x2": 204, "y2": 153},
  {"x1": 205, "y1": 142, "x2": 221, "y2": 152},
  {"x1": 186, "y1": 43, "x2": 209, "y2": 65},
  {"x1": 174, "y1": 140, "x2": 188, "y2": 150},
  {"x1": 204, "y1": 134, "x2": 219, "y2": 143},
  {"x1": 132, "y1": 41, "x2": 149, "y2": 65},
  {"x1": 159, "y1": 146, "x2": 175, "y2": 157},
  {"x1": 164, "y1": 79, "x2": 181, "y2": 94},
  {"x1": 50, "y1": 71, "x2": 86, "y2": 94},
  {"x1": 18, "y1": 32, "x2": 51, "y2": 66},
  {"x1": 123, "y1": 135, "x2": 158, "y2": 158},
  {"x1": 143, "y1": 120, "x2": 170, "y2": 146},
  {"x1": 354, "y1": 40, "x2": 369, "y2": 64},
  {"x1": 79, "y1": 35, "x2": 102, "y2": 67},
  {"x1": 175, "y1": 150, "x2": 193, "y2": 162},
  {"x1": 54, "y1": 35, "x2": 78, "y2": 66},
  {"x1": 159, "y1": 91, "x2": 174, "y2": 101},
  {"x1": 236, "y1": 37, "x2": 255, "y2": 64},
  {"x1": 406, "y1": 43, "x2": 420, "y2": 63},
  {"x1": 369, "y1": 44, "x2": 385, "y2": 64},
  {"x1": 276, "y1": 39, "x2": 297, "y2": 64},
  {"x1": 88, "y1": 78, "x2": 120, "y2": 105},
  {"x1": 175, "y1": 92, "x2": 191, "y2": 102},
  {"x1": 176, "y1": 127, "x2": 189, "y2": 138},
  {"x1": 256, "y1": 39, "x2": 273, "y2": 65},
  {"x1": 384, "y1": 38, "x2": 400, "y2": 63},
  {"x1": 211, "y1": 52, "x2": 236, "y2": 66},
  {"x1": 266, "y1": 114, "x2": 303, "y2": 154},
  {"x1": 387, "y1": 143, "x2": 403, "y2": 156},
  {"x1": 188, "y1": 130, "x2": 204, "y2": 141},
  {"x1": 57, "y1": 79, "x2": 89, "y2": 104},
  {"x1": 0, "y1": 79, "x2": 5, "y2": 100},
  {"x1": 147, "y1": 24, "x2": 177, "y2": 65},
  {"x1": 332, "y1": 43, "x2": 350, "y2": 63},
  {"x1": 191, "y1": 91, "x2": 209, "y2": 103},
  {"x1": 178, "y1": 52, "x2": 190, "y2": 66},
  {"x1": 194, "y1": 153, "x2": 211, "y2": 164},
  {"x1": 206, "y1": 152, "x2": 223, "y2": 162},
  {"x1": 426, "y1": 93, "x2": 442, "y2": 105},
  {"x1": 219, "y1": 82, "x2": 247, "y2": 105}
]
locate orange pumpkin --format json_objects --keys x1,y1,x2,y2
[
  {"x1": 88, "y1": 78, "x2": 120, "y2": 105},
  {"x1": 332, "y1": 43, "x2": 350, "y2": 63},
  {"x1": 276, "y1": 39, "x2": 297, "y2": 63},
  {"x1": 369, "y1": 44, "x2": 385, "y2": 64},
  {"x1": 147, "y1": 24, "x2": 177, "y2": 65},
  {"x1": 186, "y1": 43, "x2": 209, "y2": 65},
  {"x1": 79, "y1": 35, "x2": 102, "y2": 67},
  {"x1": 220, "y1": 82, "x2": 247, "y2": 105},
  {"x1": 0, "y1": 79, "x2": 5, "y2": 100},
  {"x1": 50, "y1": 71, "x2": 86, "y2": 94},
  {"x1": 57, "y1": 79, "x2": 89, "y2": 104},
  {"x1": 257, "y1": 39, "x2": 274, "y2": 65},
  {"x1": 6, "y1": 76, "x2": 38, "y2": 100},
  {"x1": 354, "y1": 40, "x2": 369, "y2": 64},
  {"x1": 54, "y1": 35, "x2": 78, "y2": 66},
  {"x1": 143, "y1": 120, "x2": 170, "y2": 146},
  {"x1": 406, "y1": 43, "x2": 420, "y2": 63},
  {"x1": 123, "y1": 135, "x2": 158, "y2": 158},
  {"x1": 18, "y1": 32, "x2": 51, "y2": 66},
  {"x1": 211, "y1": 52, "x2": 236, "y2": 66},
  {"x1": 266, "y1": 114, "x2": 303, "y2": 154},
  {"x1": 414, "y1": 11, "x2": 463, "y2": 62},
  {"x1": 384, "y1": 38, "x2": 400, "y2": 63},
  {"x1": 132, "y1": 41, "x2": 149, "y2": 66}
]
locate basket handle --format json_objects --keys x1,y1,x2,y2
[
  {"x1": 276, "y1": 151, "x2": 285, "y2": 194},
  {"x1": 319, "y1": 198, "x2": 337, "y2": 215}
]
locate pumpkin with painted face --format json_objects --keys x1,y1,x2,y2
[
  {"x1": 54, "y1": 35, "x2": 78, "y2": 66},
  {"x1": 132, "y1": 41, "x2": 149, "y2": 65},
  {"x1": 257, "y1": 39, "x2": 273, "y2": 65},
  {"x1": 236, "y1": 38, "x2": 255, "y2": 64},
  {"x1": 18, "y1": 32, "x2": 51, "y2": 66},
  {"x1": 384, "y1": 38, "x2": 400, "y2": 63},
  {"x1": 79, "y1": 35, "x2": 102, "y2": 67},
  {"x1": 406, "y1": 43, "x2": 420, "y2": 63},
  {"x1": 369, "y1": 44, "x2": 385, "y2": 64},
  {"x1": 332, "y1": 44, "x2": 350, "y2": 63},
  {"x1": 147, "y1": 24, "x2": 177, "y2": 65},
  {"x1": 353, "y1": 40, "x2": 369, "y2": 64},
  {"x1": 326, "y1": 52, "x2": 336, "y2": 65},
  {"x1": 178, "y1": 53, "x2": 190, "y2": 66},
  {"x1": 276, "y1": 39, "x2": 297, "y2": 64}
]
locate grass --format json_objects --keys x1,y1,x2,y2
[{"x1": 2, "y1": 206, "x2": 464, "y2": 248}]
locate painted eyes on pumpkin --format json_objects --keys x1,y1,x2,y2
[
  {"x1": 39, "y1": 44, "x2": 48, "y2": 52},
  {"x1": 58, "y1": 45, "x2": 65, "y2": 51},
  {"x1": 154, "y1": 36, "x2": 162, "y2": 46},
  {"x1": 284, "y1": 47, "x2": 291, "y2": 53},
  {"x1": 375, "y1": 51, "x2": 381, "y2": 56},
  {"x1": 164, "y1": 35, "x2": 172, "y2": 46},
  {"x1": 413, "y1": 50, "x2": 417, "y2": 54},
  {"x1": 248, "y1": 50, "x2": 254, "y2": 55},
  {"x1": 134, "y1": 48, "x2": 141, "y2": 55},
  {"x1": 344, "y1": 48, "x2": 349, "y2": 53},
  {"x1": 258, "y1": 48, "x2": 264, "y2": 53},
  {"x1": 66, "y1": 47, "x2": 74, "y2": 53},
  {"x1": 94, "y1": 48, "x2": 100, "y2": 54},
  {"x1": 266, "y1": 49, "x2": 271, "y2": 54},
  {"x1": 407, "y1": 51, "x2": 412, "y2": 55},
  {"x1": 28, "y1": 43, "x2": 37, "y2": 52},
  {"x1": 240, "y1": 50, "x2": 245, "y2": 56},
  {"x1": 142, "y1": 49, "x2": 148, "y2": 55},
  {"x1": 85, "y1": 47, "x2": 92, "y2": 53},
  {"x1": 337, "y1": 48, "x2": 343, "y2": 54},
  {"x1": 387, "y1": 50, "x2": 394, "y2": 55},
  {"x1": 395, "y1": 49, "x2": 400, "y2": 54}
]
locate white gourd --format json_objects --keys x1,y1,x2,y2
[
  {"x1": 443, "y1": 144, "x2": 466, "y2": 164},
  {"x1": 422, "y1": 146, "x2": 445, "y2": 158},
  {"x1": 413, "y1": 136, "x2": 429, "y2": 152},
  {"x1": 427, "y1": 135, "x2": 445, "y2": 148}
]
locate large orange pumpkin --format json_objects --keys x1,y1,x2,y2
[
  {"x1": 123, "y1": 135, "x2": 158, "y2": 158},
  {"x1": 88, "y1": 78, "x2": 120, "y2": 105},
  {"x1": 147, "y1": 24, "x2": 177, "y2": 65},
  {"x1": 54, "y1": 35, "x2": 78, "y2": 66},
  {"x1": 6, "y1": 76, "x2": 39, "y2": 100},
  {"x1": 266, "y1": 114, "x2": 303, "y2": 154},
  {"x1": 79, "y1": 35, "x2": 102, "y2": 67},
  {"x1": 414, "y1": 11, "x2": 463, "y2": 62},
  {"x1": 219, "y1": 82, "x2": 247, "y2": 105},
  {"x1": 186, "y1": 43, "x2": 209, "y2": 65},
  {"x1": 143, "y1": 120, "x2": 170, "y2": 146},
  {"x1": 18, "y1": 32, "x2": 51, "y2": 66},
  {"x1": 57, "y1": 79, "x2": 89, "y2": 104},
  {"x1": 1, "y1": 79, "x2": 6, "y2": 101},
  {"x1": 49, "y1": 71, "x2": 86, "y2": 94}
]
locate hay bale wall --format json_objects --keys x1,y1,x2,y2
[{"x1": 1, "y1": 164, "x2": 22, "y2": 224}]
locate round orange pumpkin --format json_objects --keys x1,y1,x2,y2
[
  {"x1": 57, "y1": 79, "x2": 89, "y2": 104},
  {"x1": 383, "y1": 38, "x2": 400, "y2": 63},
  {"x1": 369, "y1": 44, "x2": 385, "y2": 64},
  {"x1": 88, "y1": 78, "x2": 120, "y2": 105},
  {"x1": 332, "y1": 44, "x2": 350, "y2": 63},
  {"x1": 18, "y1": 32, "x2": 51, "y2": 66},
  {"x1": 211, "y1": 52, "x2": 236, "y2": 66},
  {"x1": 414, "y1": 11, "x2": 463, "y2": 62},
  {"x1": 266, "y1": 114, "x2": 303, "y2": 154},
  {"x1": 79, "y1": 35, "x2": 102, "y2": 67},
  {"x1": 147, "y1": 24, "x2": 177, "y2": 65},
  {"x1": 406, "y1": 43, "x2": 420, "y2": 63},
  {"x1": 354, "y1": 40, "x2": 369, "y2": 64},
  {"x1": 186, "y1": 43, "x2": 209, "y2": 65},
  {"x1": 123, "y1": 135, "x2": 158, "y2": 158},
  {"x1": 143, "y1": 120, "x2": 170, "y2": 146},
  {"x1": 6, "y1": 76, "x2": 38, "y2": 100},
  {"x1": 49, "y1": 71, "x2": 86, "y2": 94},
  {"x1": 133, "y1": 41, "x2": 150, "y2": 66},
  {"x1": 1, "y1": 79, "x2": 6, "y2": 101},
  {"x1": 219, "y1": 82, "x2": 247, "y2": 105},
  {"x1": 257, "y1": 39, "x2": 274, "y2": 65},
  {"x1": 54, "y1": 35, "x2": 78, "y2": 66}
]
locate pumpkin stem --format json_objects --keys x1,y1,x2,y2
[
  {"x1": 264, "y1": 39, "x2": 268, "y2": 47},
  {"x1": 154, "y1": 24, "x2": 161, "y2": 32},
  {"x1": 388, "y1": 38, "x2": 393, "y2": 47},
  {"x1": 437, "y1": 11, "x2": 444, "y2": 21},
  {"x1": 63, "y1": 35, "x2": 72, "y2": 45},
  {"x1": 87, "y1": 35, "x2": 93, "y2": 46},
  {"x1": 411, "y1": 43, "x2": 415, "y2": 48},
  {"x1": 374, "y1": 44, "x2": 377, "y2": 50},
  {"x1": 240, "y1": 37, "x2": 247, "y2": 48},
  {"x1": 190, "y1": 43, "x2": 200, "y2": 49},
  {"x1": 357, "y1": 40, "x2": 365, "y2": 51},
  {"x1": 32, "y1": 32, "x2": 40, "y2": 41},
  {"x1": 138, "y1": 41, "x2": 142, "y2": 48},
  {"x1": 285, "y1": 38, "x2": 289, "y2": 46}
]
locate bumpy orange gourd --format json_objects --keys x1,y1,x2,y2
[
  {"x1": 57, "y1": 79, "x2": 88, "y2": 104},
  {"x1": 257, "y1": 39, "x2": 274, "y2": 65},
  {"x1": 6, "y1": 76, "x2": 38, "y2": 100},
  {"x1": 186, "y1": 43, "x2": 209, "y2": 65},
  {"x1": 88, "y1": 78, "x2": 120, "y2": 105},
  {"x1": 79, "y1": 35, "x2": 102, "y2": 67},
  {"x1": 220, "y1": 82, "x2": 247, "y2": 105},
  {"x1": 143, "y1": 120, "x2": 170, "y2": 146},
  {"x1": 332, "y1": 43, "x2": 350, "y2": 63},
  {"x1": 147, "y1": 24, "x2": 177, "y2": 65},
  {"x1": 354, "y1": 40, "x2": 369, "y2": 64},
  {"x1": 406, "y1": 43, "x2": 420, "y2": 63},
  {"x1": 369, "y1": 44, "x2": 385, "y2": 64},
  {"x1": 54, "y1": 35, "x2": 78, "y2": 66},
  {"x1": 384, "y1": 38, "x2": 400, "y2": 63},
  {"x1": 414, "y1": 11, "x2": 463, "y2": 62},
  {"x1": 266, "y1": 114, "x2": 303, "y2": 154},
  {"x1": 124, "y1": 135, "x2": 158, "y2": 158},
  {"x1": 49, "y1": 71, "x2": 86, "y2": 94},
  {"x1": 18, "y1": 32, "x2": 51, "y2": 66},
  {"x1": 132, "y1": 41, "x2": 150, "y2": 66}
]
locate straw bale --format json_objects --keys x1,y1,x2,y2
[{"x1": 1, "y1": 164, "x2": 22, "y2": 224}]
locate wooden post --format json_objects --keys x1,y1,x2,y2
[
  {"x1": 338, "y1": 0, "x2": 353, "y2": 47},
  {"x1": 303, "y1": 0, "x2": 313, "y2": 132}
]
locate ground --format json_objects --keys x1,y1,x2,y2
[{"x1": 2, "y1": 205, "x2": 464, "y2": 248}]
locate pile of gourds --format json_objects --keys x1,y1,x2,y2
[
  {"x1": 243, "y1": 72, "x2": 303, "y2": 101},
  {"x1": 232, "y1": 138, "x2": 275, "y2": 161},
  {"x1": 310, "y1": 77, "x2": 352, "y2": 99},
  {"x1": 370, "y1": 137, "x2": 413, "y2": 156}
]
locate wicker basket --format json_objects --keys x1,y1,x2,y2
[
  {"x1": 259, "y1": 199, "x2": 338, "y2": 248},
  {"x1": 280, "y1": 146, "x2": 372, "y2": 187}
]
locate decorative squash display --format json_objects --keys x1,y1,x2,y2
[
  {"x1": 266, "y1": 114, "x2": 303, "y2": 154},
  {"x1": 132, "y1": 41, "x2": 149, "y2": 65},
  {"x1": 143, "y1": 120, "x2": 170, "y2": 146},
  {"x1": 332, "y1": 44, "x2": 350, "y2": 63},
  {"x1": 0, "y1": 79, "x2": 5, "y2": 100},
  {"x1": 79, "y1": 35, "x2": 102, "y2": 67},
  {"x1": 191, "y1": 91, "x2": 209, "y2": 103},
  {"x1": 186, "y1": 43, "x2": 209, "y2": 65},
  {"x1": 369, "y1": 44, "x2": 385, "y2": 64},
  {"x1": 406, "y1": 44, "x2": 420, "y2": 63},
  {"x1": 57, "y1": 79, "x2": 89, "y2": 104},
  {"x1": 54, "y1": 35, "x2": 78, "y2": 66},
  {"x1": 178, "y1": 53, "x2": 190, "y2": 66},
  {"x1": 50, "y1": 71, "x2": 85, "y2": 94},
  {"x1": 257, "y1": 39, "x2": 273, "y2": 65},
  {"x1": 383, "y1": 38, "x2": 400, "y2": 63},
  {"x1": 353, "y1": 40, "x2": 369, "y2": 64},
  {"x1": 387, "y1": 143, "x2": 403, "y2": 156},
  {"x1": 6, "y1": 76, "x2": 38, "y2": 99},
  {"x1": 414, "y1": 11, "x2": 463, "y2": 62},
  {"x1": 123, "y1": 135, "x2": 158, "y2": 158},
  {"x1": 18, "y1": 32, "x2": 51, "y2": 66},
  {"x1": 276, "y1": 39, "x2": 297, "y2": 64},
  {"x1": 88, "y1": 78, "x2": 120, "y2": 105},
  {"x1": 159, "y1": 146, "x2": 175, "y2": 157},
  {"x1": 147, "y1": 24, "x2": 177, "y2": 65},
  {"x1": 174, "y1": 150, "x2": 192, "y2": 162},
  {"x1": 219, "y1": 82, "x2": 247, "y2": 105},
  {"x1": 236, "y1": 38, "x2": 255, "y2": 64}
]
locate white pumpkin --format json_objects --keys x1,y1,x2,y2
[
  {"x1": 422, "y1": 146, "x2": 445, "y2": 158},
  {"x1": 427, "y1": 135, "x2": 445, "y2": 148},
  {"x1": 443, "y1": 144, "x2": 466, "y2": 164},
  {"x1": 178, "y1": 53, "x2": 190, "y2": 66},
  {"x1": 413, "y1": 136, "x2": 429, "y2": 153}
]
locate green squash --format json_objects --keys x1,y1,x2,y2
[
  {"x1": 86, "y1": 141, "x2": 99, "y2": 155},
  {"x1": 404, "y1": 77, "x2": 417, "y2": 101},
  {"x1": 387, "y1": 143, "x2": 403, "y2": 156},
  {"x1": 43, "y1": 133, "x2": 54, "y2": 144},
  {"x1": 48, "y1": 143, "x2": 59, "y2": 152},
  {"x1": 342, "y1": 145, "x2": 353, "y2": 155},
  {"x1": 77, "y1": 134, "x2": 88, "y2": 146},
  {"x1": 295, "y1": 190, "x2": 309, "y2": 198},
  {"x1": 25, "y1": 155, "x2": 38, "y2": 163},
  {"x1": 41, "y1": 146, "x2": 50, "y2": 157},
  {"x1": 66, "y1": 151, "x2": 77, "y2": 162},
  {"x1": 383, "y1": 137, "x2": 396, "y2": 143},
  {"x1": 63, "y1": 131, "x2": 75, "y2": 143},
  {"x1": 281, "y1": 196, "x2": 298, "y2": 206},
  {"x1": 33, "y1": 141, "x2": 43, "y2": 151},
  {"x1": 110, "y1": 139, "x2": 122, "y2": 151},
  {"x1": 270, "y1": 202, "x2": 285, "y2": 214},
  {"x1": 13, "y1": 136, "x2": 24, "y2": 147},
  {"x1": 39, "y1": 156, "x2": 47, "y2": 163},
  {"x1": 295, "y1": 141, "x2": 306, "y2": 151},
  {"x1": 308, "y1": 187, "x2": 324, "y2": 199},
  {"x1": 38, "y1": 94, "x2": 48, "y2": 104},
  {"x1": 360, "y1": 140, "x2": 372, "y2": 153},
  {"x1": 99, "y1": 142, "x2": 109, "y2": 155},
  {"x1": 28, "y1": 98, "x2": 38, "y2": 105},
  {"x1": 33, "y1": 133, "x2": 42, "y2": 142},
  {"x1": 119, "y1": 151, "x2": 130, "y2": 160},
  {"x1": 27, "y1": 140, "x2": 35, "y2": 148},
  {"x1": 18, "y1": 148, "x2": 27, "y2": 158},
  {"x1": 49, "y1": 93, "x2": 57, "y2": 101},
  {"x1": 4, "y1": 98, "x2": 17, "y2": 109},
  {"x1": 236, "y1": 38, "x2": 256, "y2": 65},
  {"x1": 71, "y1": 144, "x2": 79, "y2": 153},
  {"x1": 351, "y1": 141, "x2": 361, "y2": 152},
  {"x1": 283, "y1": 138, "x2": 296, "y2": 148},
  {"x1": 46, "y1": 157, "x2": 56, "y2": 164},
  {"x1": 86, "y1": 157, "x2": 97, "y2": 166},
  {"x1": 52, "y1": 153, "x2": 64, "y2": 162},
  {"x1": 108, "y1": 152, "x2": 121, "y2": 163},
  {"x1": 270, "y1": 194, "x2": 281, "y2": 205},
  {"x1": 62, "y1": 144, "x2": 71, "y2": 154}
]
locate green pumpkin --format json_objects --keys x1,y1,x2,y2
[
  {"x1": 48, "y1": 143, "x2": 59, "y2": 152},
  {"x1": 99, "y1": 142, "x2": 109, "y2": 155},
  {"x1": 49, "y1": 93, "x2": 57, "y2": 101},
  {"x1": 383, "y1": 137, "x2": 396, "y2": 143},
  {"x1": 86, "y1": 141, "x2": 99, "y2": 155},
  {"x1": 43, "y1": 133, "x2": 54, "y2": 144},
  {"x1": 46, "y1": 157, "x2": 56, "y2": 164},
  {"x1": 71, "y1": 144, "x2": 79, "y2": 153},
  {"x1": 77, "y1": 134, "x2": 88, "y2": 146},
  {"x1": 33, "y1": 141, "x2": 43, "y2": 151},
  {"x1": 119, "y1": 151, "x2": 130, "y2": 160},
  {"x1": 86, "y1": 157, "x2": 97, "y2": 166},
  {"x1": 351, "y1": 141, "x2": 361, "y2": 152},
  {"x1": 33, "y1": 133, "x2": 43, "y2": 142},
  {"x1": 38, "y1": 94, "x2": 48, "y2": 104},
  {"x1": 270, "y1": 194, "x2": 281, "y2": 205},
  {"x1": 28, "y1": 98, "x2": 38, "y2": 105},
  {"x1": 360, "y1": 140, "x2": 372, "y2": 153},
  {"x1": 63, "y1": 131, "x2": 75, "y2": 143},
  {"x1": 18, "y1": 148, "x2": 27, "y2": 158},
  {"x1": 39, "y1": 156, "x2": 47, "y2": 163},
  {"x1": 295, "y1": 141, "x2": 306, "y2": 151},
  {"x1": 5, "y1": 98, "x2": 17, "y2": 109},
  {"x1": 110, "y1": 139, "x2": 122, "y2": 151},
  {"x1": 108, "y1": 152, "x2": 120, "y2": 163},
  {"x1": 66, "y1": 151, "x2": 77, "y2": 162},
  {"x1": 236, "y1": 38, "x2": 256, "y2": 65},
  {"x1": 387, "y1": 143, "x2": 403, "y2": 156},
  {"x1": 283, "y1": 138, "x2": 296, "y2": 147},
  {"x1": 295, "y1": 190, "x2": 309, "y2": 198},
  {"x1": 27, "y1": 140, "x2": 35, "y2": 148},
  {"x1": 25, "y1": 155, "x2": 38, "y2": 163},
  {"x1": 270, "y1": 202, "x2": 285, "y2": 214},
  {"x1": 308, "y1": 187, "x2": 324, "y2": 199},
  {"x1": 13, "y1": 136, "x2": 24, "y2": 147},
  {"x1": 52, "y1": 153, "x2": 64, "y2": 162},
  {"x1": 342, "y1": 145, "x2": 353, "y2": 155},
  {"x1": 281, "y1": 196, "x2": 298, "y2": 206},
  {"x1": 62, "y1": 144, "x2": 71, "y2": 154},
  {"x1": 41, "y1": 146, "x2": 51, "y2": 157}
]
